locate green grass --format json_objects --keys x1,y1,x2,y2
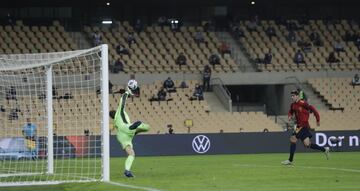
[{"x1": 2, "y1": 152, "x2": 360, "y2": 191}]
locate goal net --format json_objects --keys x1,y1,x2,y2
[{"x1": 0, "y1": 45, "x2": 109, "y2": 186}]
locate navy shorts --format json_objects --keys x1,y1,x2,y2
[{"x1": 292, "y1": 127, "x2": 312, "y2": 141}]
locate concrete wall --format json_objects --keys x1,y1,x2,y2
[{"x1": 110, "y1": 70, "x2": 358, "y2": 85}]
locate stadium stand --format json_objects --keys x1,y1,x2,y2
[
  {"x1": 0, "y1": 80, "x2": 281, "y2": 137},
  {"x1": 308, "y1": 77, "x2": 360, "y2": 111},
  {"x1": 235, "y1": 19, "x2": 360, "y2": 72},
  {"x1": 309, "y1": 110, "x2": 360, "y2": 131},
  {"x1": 84, "y1": 21, "x2": 238, "y2": 74},
  {"x1": 0, "y1": 18, "x2": 359, "y2": 135},
  {"x1": 0, "y1": 20, "x2": 77, "y2": 54},
  {"x1": 109, "y1": 80, "x2": 282, "y2": 134},
  {"x1": 1, "y1": 90, "x2": 101, "y2": 137}
]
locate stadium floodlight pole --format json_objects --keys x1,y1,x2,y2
[
  {"x1": 101, "y1": 44, "x2": 110, "y2": 181},
  {"x1": 46, "y1": 65, "x2": 54, "y2": 174}
]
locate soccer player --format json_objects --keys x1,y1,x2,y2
[
  {"x1": 109, "y1": 79, "x2": 150, "y2": 177},
  {"x1": 282, "y1": 90, "x2": 330, "y2": 165},
  {"x1": 22, "y1": 118, "x2": 37, "y2": 159}
]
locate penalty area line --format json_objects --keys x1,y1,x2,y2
[{"x1": 107, "y1": 181, "x2": 162, "y2": 191}]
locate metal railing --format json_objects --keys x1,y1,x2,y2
[{"x1": 211, "y1": 77, "x2": 232, "y2": 112}]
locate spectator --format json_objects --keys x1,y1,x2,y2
[
  {"x1": 8, "y1": 109, "x2": 18, "y2": 120},
  {"x1": 62, "y1": 93, "x2": 73, "y2": 99},
  {"x1": 218, "y1": 42, "x2": 231, "y2": 56},
  {"x1": 127, "y1": 32, "x2": 136, "y2": 45},
  {"x1": 116, "y1": 44, "x2": 130, "y2": 55},
  {"x1": 310, "y1": 32, "x2": 323, "y2": 47},
  {"x1": 22, "y1": 118, "x2": 37, "y2": 158},
  {"x1": 265, "y1": 26, "x2": 276, "y2": 37},
  {"x1": 355, "y1": 36, "x2": 360, "y2": 50},
  {"x1": 179, "y1": 80, "x2": 189, "y2": 89},
  {"x1": 287, "y1": 31, "x2": 296, "y2": 43},
  {"x1": 52, "y1": 86, "x2": 58, "y2": 99},
  {"x1": 294, "y1": 50, "x2": 305, "y2": 65},
  {"x1": 209, "y1": 54, "x2": 220, "y2": 66},
  {"x1": 298, "y1": 41, "x2": 312, "y2": 53},
  {"x1": 334, "y1": 39, "x2": 345, "y2": 52},
  {"x1": 6, "y1": 13, "x2": 14, "y2": 26},
  {"x1": 113, "y1": 58, "x2": 124, "y2": 73},
  {"x1": 92, "y1": 31, "x2": 102, "y2": 46},
  {"x1": 109, "y1": 81, "x2": 113, "y2": 94},
  {"x1": 203, "y1": 21, "x2": 214, "y2": 32},
  {"x1": 189, "y1": 84, "x2": 204, "y2": 101},
  {"x1": 234, "y1": 26, "x2": 245, "y2": 39},
  {"x1": 194, "y1": 31, "x2": 205, "y2": 43},
  {"x1": 176, "y1": 53, "x2": 187, "y2": 67},
  {"x1": 158, "y1": 16, "x2": 167, "y2": 26},
  {"x1": 0, "y1": 105, "x2": 5, "y2": 112},
  {"x1": 326, "y1": 52, "x2": 340, "y2": 63},
  {"x1": 134, "y1": 19, "x2": 143, "y2": 33},
  {"x1": 264, "y1": 51, "x2": 272, "y2": 65},
  {"x1": 351, "y1": 74, "x2": 360, "y2": 87},
  {"x1": 149, "y1": 87, "x2": 167, "y2": 102},
  {"x1": 23, "y1": 118, "x2": 37, "y2": 140},
  {"x1": 6, "y1": 86, "x2": 17, "y2": 100},
  {"x1": 163, "y1": 77, "x2": 176, "y2": 93},
  {"x1": 247, "y1": 18, "x2": 258, "y2": 32},
  {"x1": 253, "y1": 15, "x2": 260, "y2": 25},
  {"x1": 313, "y1": 37, "x2": 324, "y2": 47},
  {"x1": 230, "y1": 23, "x2": 245, "y2": 39},
  {"x1": 38, "y1": 93, "x2": 46, "y2": 100},
  {"x1": 157, "y1": 88, "x2": 167, "y2": 101},
  {"x1": 309, "y1": 31, "x2": 319, "y2": 41},
  {"x1": 84, "y1": 129, "x2": 90, "y2": 136},
  {"x1": 202, "y1": 65, "x2": 212, "y2": 92},
  {"x1": 167, "y1": 124, "x2": 174, "y2": 134},
  {"x1": 168, "y1": 127, "x2": 174, "y2": 134}
]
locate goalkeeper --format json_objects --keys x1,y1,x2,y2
[{"x1": 109, "y1": 79, "x2": 150, "y2": 178}]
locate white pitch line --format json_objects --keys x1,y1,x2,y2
[
  {"x1": 234, "y1": 163, "x2": 360, "y2": 173},
  {"x1": 107, "y1": 181, "x2": 162, "y2": 191}
]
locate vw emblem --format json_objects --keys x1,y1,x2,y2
[{"x1": 192, "y1": 135, "x2": 211, "y2": 154}]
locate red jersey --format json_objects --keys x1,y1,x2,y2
[{"x1": 288, "y1": 100, "x2": 320, "y2": 128}]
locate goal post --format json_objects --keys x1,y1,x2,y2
[
  {"x1": 100, "y1": 45, "x2": 110, "y2": 182},
  {"x1": 0, "y1": 44, "x2": 110, "y2": 186}
]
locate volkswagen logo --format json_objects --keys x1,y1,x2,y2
[{"x1": 192, "y1": 135, "x2": 211, "y2": 154}]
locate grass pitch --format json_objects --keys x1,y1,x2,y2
[{"x1": 2, "y1": 152, "x2": 360, "y2": 191}]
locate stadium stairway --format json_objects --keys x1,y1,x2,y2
[
  {"x1": 270, "y1": 115, "x2": 289, "y2": 130},
  {"x1": 216, "y1": 32, "x2": 256, "y2": 72},
  {"x1": 203, "y1": 92, "x2": 228, "y2": 112},
  {"x1": 268, "y1": 82, "x2": 330, "y2": 131},
  {"x1": 301, "y1": 83, "x2": 329, "y2": 110}
]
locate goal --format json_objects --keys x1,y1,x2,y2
[{"x1": 0, "y1": 45, "x2": 109, "y2": 186}]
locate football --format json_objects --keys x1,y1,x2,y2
[
  {"x1": 127, "y1": 79, "x2": 138, "y2": 91},
  {"x1": 127, "y1": 79, "x2": 140, "y2": 97}
]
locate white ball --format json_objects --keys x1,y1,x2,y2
[{"x1": 127, "y1": 79, "x2": 138, "y2": 90}]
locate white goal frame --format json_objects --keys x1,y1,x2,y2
[{"x1": 0, "y1": 44, "x2": 109, "y2": 186}]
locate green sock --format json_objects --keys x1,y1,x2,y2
[{"x1": 125, "y1": 155, "x2": 135, "y2": 171}]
